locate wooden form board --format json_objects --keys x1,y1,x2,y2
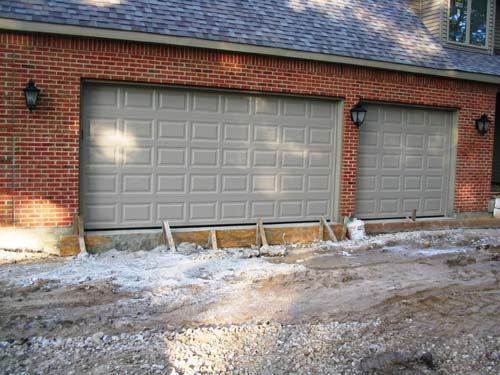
[
  {"x1": 60, "y1": 214, "x2": 86, "y2": 256},
  {"x1": 76, "y1": 217, "x2": 500, "y2": 255},
  {"x1": 172, "y1": 224, "x2": 345, "y2": 248}
]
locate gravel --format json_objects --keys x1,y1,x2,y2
[{"x1": 1, "y1": 319, "x2": 499, "y2": 374}]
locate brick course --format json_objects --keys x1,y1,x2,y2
[{"x1": 0, "y1": 32, "x2": 497, "y2": 227}]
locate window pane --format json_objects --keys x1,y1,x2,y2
[
  {"x1": 449, "y1": 0, "x2": 468, "y2": 43},
  {"x1": 470, "y1": 0, "x2": 488, "y2": 46}
]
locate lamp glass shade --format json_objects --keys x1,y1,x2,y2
[
  {"x1": 475, "y1": 114, "x2": 490, "y2": 135},
  {"x1": 23, "y1": 80, "x2": 40, "y2": 111},
  {"x1": 350, "y1": 103, "x2": 367, "y2": 127}
]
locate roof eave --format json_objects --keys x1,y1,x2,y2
[{"x1": 1, "y1": 17, "x2": 500, "y2": 85}]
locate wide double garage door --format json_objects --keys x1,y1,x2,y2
[
  {"x1": 356, "y1": 104, "x2": 453, "y2": 219},
  {"x1": 81, "y1": 84, "x2": 340, "y2": 229}
]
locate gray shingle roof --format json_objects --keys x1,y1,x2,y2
[
  {"x1": 444, "y1": 48, "x2": 500, "y2": 77},
  {"x1": 1, "y1": 0, "x2": 499, "y2": 77}
]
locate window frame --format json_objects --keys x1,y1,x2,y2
[{"x1": 446, "y1": 0, "x2": 491, "y2": 49}]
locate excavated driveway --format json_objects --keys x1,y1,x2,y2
[{"x1": 0, "y1": 228, "x2": 499, "y2": 374}]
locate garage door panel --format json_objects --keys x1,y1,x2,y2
[
  {"x1": 383, "y1": 108, "x2": 403, "y2": 124},
  {"x1": 282, "y1": 126, "x2": 306, "y2": 144},
  {"x1": 122, "y1": 174, "x2": 153, "y2": 193},
  {"x1": 82, "y1": 84, "x2": 339, "y2": 229},
  {"x1": 356, "y1": 104, "x2": 452, "y2": 219},
  {"x1": 224, "y1": 96, "x2": 251, "y2": 114},
  {"x1": 278, "y1": 200, "x2": 303, "y2": 218},
  {"x1": 85, "y1": 174, "x2": 118, "y2": 194},
  {"x1": 307, "y1": 175, "x2": 330, "y2": 192},
  {"x1": 359, "y1": 131, "x2": 378, "y2": 147},
  {"x1": 407, "y1": 110, "x2": 425, "y2": 127},
  {"x1": 86, "y1": 204, "x2": 117, "y2": 225},
  {"x1": 157, "y1": 203, "x2": 186, "y2": 222},
  {"x1": 403, "y1": 176, "x2": 422, "y2": 191},
  {"x1": 254, "y1": 97, "x2": 278, "y2": 116},
  {"x1": 402, "y1": 199, "x2": 420, "y2": 212},
  {"x1": 222, "y1": 149, "x2": 248, "y2": 167},
  {"x1": 310, "y1": 102, "x2": 333, "y2": 119},
  {"x1": 429, "y1": 112, "x2": 448, "y2": 127},
  {"x1": 192, "y1": 93, "x2": 220, "y2": 112},
  {"x1": 382, "y1": 133, "x2": 403, "y2": 148},
  {"x1": 253, "y1": 150, "x2": 278, "y2": 168},
  {"x1": 189, "y1": 202, "x2": 218, "y2": 221},
  {"x1": 190, "y1": 148, "x2": 218, "y2": 167},
  {"x1": 404, "y1": 155, "x2": 424, "y2": 170},
  {"x1": 122, "y1": 203, "x2": 153, "y2": 223},
  {"x1": 88, "y1": 86, "x2": 119, "y2": 108},
  {"x1": 157, "y1": 174, "x2": 186, "y2": 193},
  {"x1": 221, "y1": 202, "x2": 247, "y2": 220},
  {"x1": 310, "y1": 128, "x2": 332, "y2": 144},
  {"x1": 357, "y1": 176, "x2": 377, "y2": 192},
  {"x1": 224, "y1": 123, "x2": 250, "y2": 142},
  {"x1": 158, "y1": 120, "x2": 188, "y2": 140},
  {"x1": 379, "y1": 199, "x2": 400, "y2": 214},
  {"x1": 281, "y1": 175, "x2": 305, "y2": 192}
]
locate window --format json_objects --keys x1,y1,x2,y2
[{"x1": 448, "y1": 0, "x2": 489, "y2": 47}]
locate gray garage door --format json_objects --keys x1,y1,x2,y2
[
  {"x1": 356, "y1": 104, "x2": 453, "y2": 219},
  {"x1": 81, "y1": 84, "x2": 339, "y2": 229}
]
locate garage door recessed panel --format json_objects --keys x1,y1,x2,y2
[
  {"x1": 157, "y1": 175, "x2": 185, "y2": 193},
  {"x1": 159, "y1": 91, "x2": 188, "y2": 111},
  {"x1": 158, "y1": 121, "x2": 187, "y2": 140},
  {"x1": 224, "y1": 123, "x2": 250, "y2": 142},
  {"x1": 157, "y1": 203, "x2": 185, "y2": 221},
  {"x1": 158, "y1": 148, "x2": 186, "y2": 166},
  {"x1": 123, "y1": 174, "x2": 152, "y2": 193}
]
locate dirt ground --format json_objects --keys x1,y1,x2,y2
[{"x1": 0, "y1": 228, "x2": 499, "y2": 374}]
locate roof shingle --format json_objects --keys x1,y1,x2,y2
[{"x1": 1, "y1": 0, "x2": 499, "y2": 77}]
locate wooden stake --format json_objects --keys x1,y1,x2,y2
[
  {"x1": 341, "y1": 216, "x2": 349, "y2": 241},
  {"x1": 320, "y1": 216, "x2": 338, "y2": 242},
  {"x1": 318, "y1": 218, "x2": 325, "y2": 240},
  {"x1": 207, "y1": 229, "x2": 218, "y2": 251},
  {"x1": 162, "y1": 221, "x2": 176, "y2": 251},
  {"x1": 77, "y1": 215, "x2": 87, "y2": 254},
  {"x1": 256, "y1": 218, "x2": 268, "y2": 247}
]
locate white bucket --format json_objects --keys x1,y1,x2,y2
[
  {"x1": 495, "y1": 198, "x2": 500, "y2": 209},
  {"x1": 347, "y1": 219, "x2": 366, "y2": 240},
  {"x1": 494, "y1": 208, "x2": 500, "y2": 219}
]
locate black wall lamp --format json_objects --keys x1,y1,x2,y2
[
  {"x1": 23, "y1": 80, "x2": 40, "y2": 111},
  {"x1": 475, "y1": 114, "x2": 491, "y2": 136},
  {"x1": 350, "y1": 102, "x2": 367, "y2": 127}
]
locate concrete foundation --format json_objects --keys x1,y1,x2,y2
[
  {"x1": 0, "y1": 226, "x2": 72, "y2": 255},
  {"x1": 3, "y1": 216, "x2": 499, "y2": 256}
]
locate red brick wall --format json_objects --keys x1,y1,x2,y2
[{"x1": 0, "y1": 32, "x2": 497, "y2": 227}]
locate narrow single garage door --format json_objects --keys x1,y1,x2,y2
[
  {"x1": 356, "y1": 104, "x2": 453, "y2": 219},
  {"x1": 81, "y1": 83, "x2": 340, "y2": 229}
]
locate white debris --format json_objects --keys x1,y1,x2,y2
[
  {"x1": 0, "y1": 245, "x2": 304, "y2": 305},
  {"x1": 416, "y1": 248, "x2": 469, "y2": 256},
  {"x1": 0, "y1": 249, "x2": 52, "y2": 265},
  {"x1": 312, "y1": 228, "x2": 500, "y2": 254},
  {"x1": 259, "y1": 244, "x2": 286, "y2": 257}
]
